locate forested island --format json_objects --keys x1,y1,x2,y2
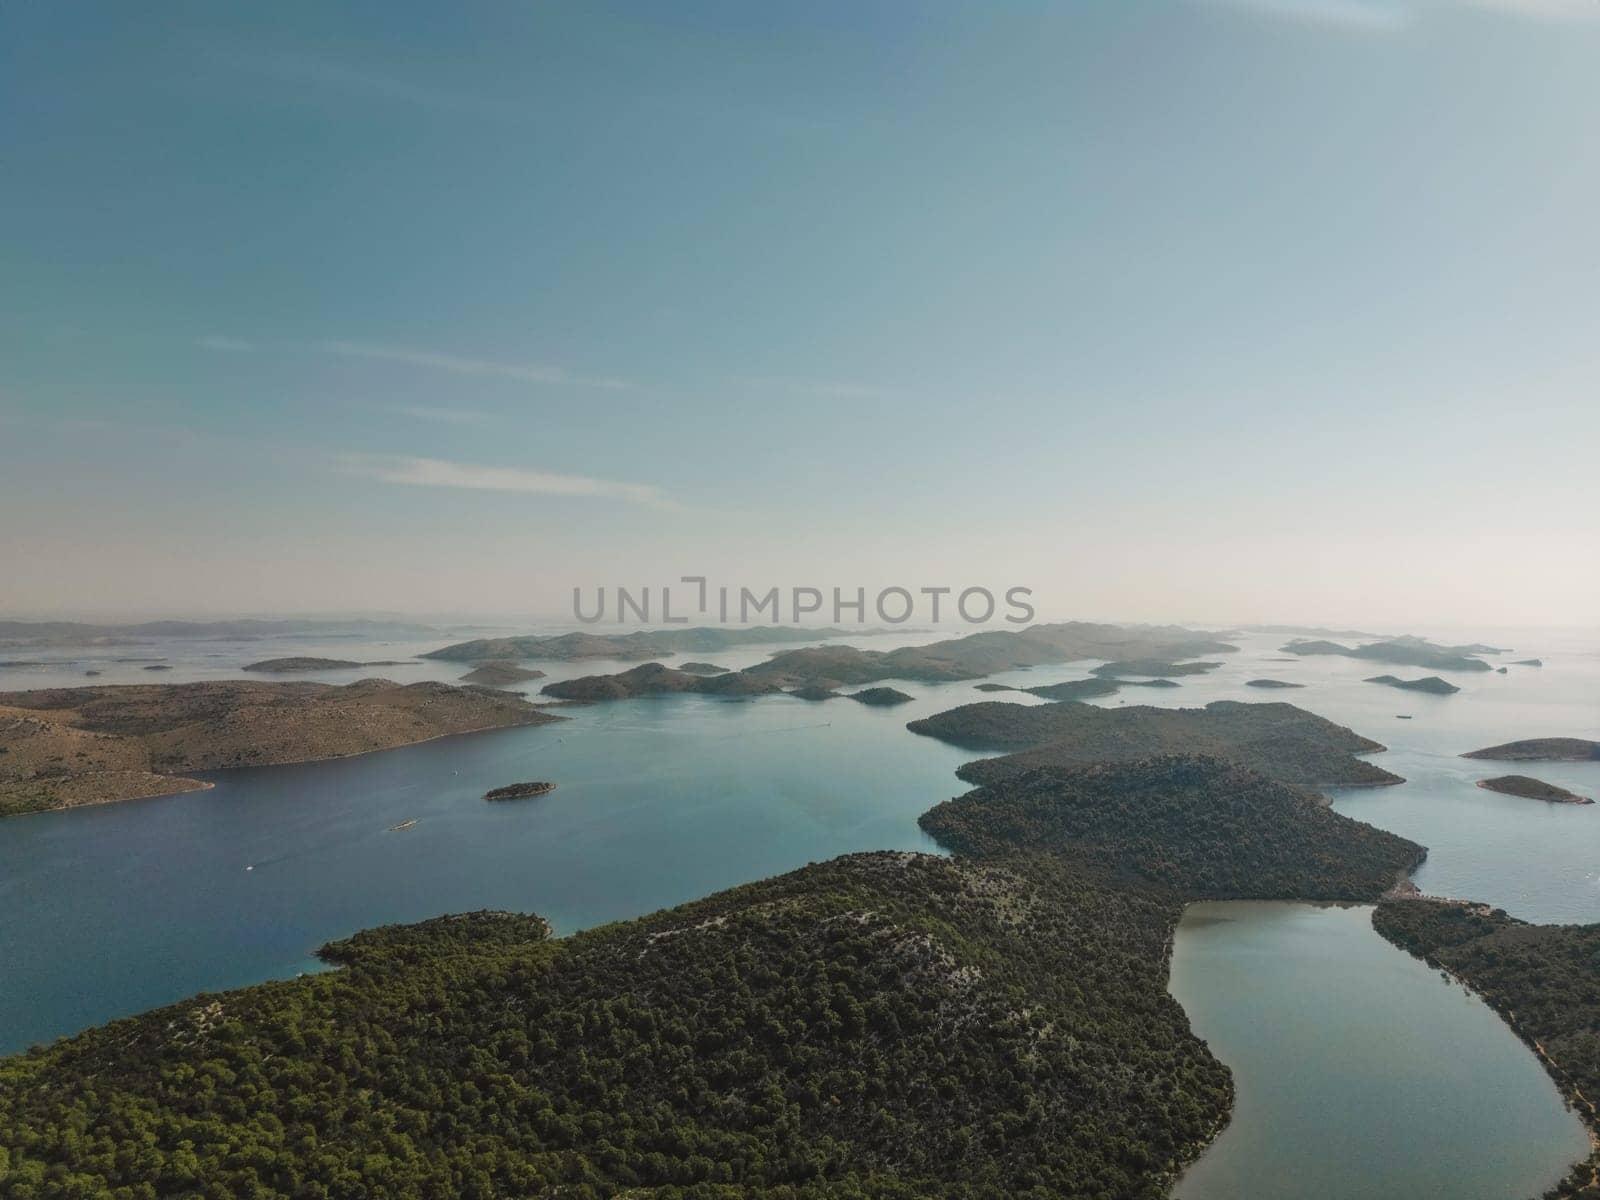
[
  {"x1": 484, "y1": 780, "x2": 558, "y2": 801},
  {"x1": 0, "y1": 680, "x2": 561, "y2": 816},
  {"x1": 1475, "y1": 775, "x2": 1593, "y2": 805},
  {"x1": 847, "y1": 687, "x2": 913, "y2": 706},
  {"x1": 1245, "y1": 678, "x2": 1303, "y2": 689},
  {"x1": 908, "y1": 699, "x2": 1404, "y2": 790}
]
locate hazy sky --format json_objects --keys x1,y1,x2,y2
[{"x1": 3, "y1": 1, "x2": 1597, "y2": 627}]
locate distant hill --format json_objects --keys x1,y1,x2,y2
[
  {"x1": 1462, "y1": 737, "x2": 1600, "y2": 762},
  {"x1": 1282, "y1": 636, "x2": 1493, "y2": 673},
  {"x1": 423, "y1": 626, "x2": 872, "y2": 663},
  {"x1": 1364, "y1": 674, "x2": 1459, "y2": 695},
  {"x1": 542, "y1": 662, "x2": 783, "y2": 700}
]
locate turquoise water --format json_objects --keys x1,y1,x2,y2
[{"x1": 3, "y1": 623, "x2": 1598, "y2": 1196}]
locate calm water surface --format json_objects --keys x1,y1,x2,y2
[{"x1": 3, "y1": 624, "x2": 1598, "y2": 1197}]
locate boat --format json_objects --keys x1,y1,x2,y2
[{"x1": 388, "y1": 819, "x2": 418, "y2": 831}]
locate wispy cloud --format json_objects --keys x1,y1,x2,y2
[
  {"x1": 736, "y1": 375, "x2": 901, "y2": 401},
  {"x1": 317, "y1": 340, "x2": 629, "y2": 390},
  {"x1": 1203, "y1": 0, "x2": 1414, "y2": 33},
  {"x1": 198, "y1": 335, "x2": 254, "y2": 352},
  {"x1": 341, "y1": 452, "x2": 667, "y2": 505}
]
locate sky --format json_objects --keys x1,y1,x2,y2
[{"x1": 2, "y1": 0, "x2": 1597, "y2": 629}]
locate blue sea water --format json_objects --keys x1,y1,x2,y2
[{"x1": 2, "y1": 623, "x2": 1597, "y2": 1196}]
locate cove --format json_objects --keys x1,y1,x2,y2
[{"x1": 1168, "y1": 901, "x2": 1589, "y2": 1199}]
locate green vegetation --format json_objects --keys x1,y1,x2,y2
[
  {"x1": 920, "y1": 756, "x2": 1423, "y2": 900},
  {"x1": 0, "y1": 853, "x2": 1234, "y2": 1200},
  {"x1": 1373, "y1": 900, "x2": 1600, "y2": 1199},
  {"x1": 908, "y1": 699, "x2": 1403, "y2": 790},
  {"x1": 845, "y1": 688, "x2": 913, "y2": 706}
]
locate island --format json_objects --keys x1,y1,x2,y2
[
  {"x1": 243, "y1": 656, "x2": 413, "y2": 673},
  {"x1": 973, "y1": 682, "x2": 1015, "y2": 692},
  {"x1": 1365, "y1": 674, "x2": 1460, "y2": 695},
  {"x1": 1475, "y1": 775, "x2": 1593, "y2": 804},
  {"x1": 458, "y1": 661, "x2": 547, "y2": 687},
  {"x1": 0, "y1": 679, "x2": 563, "y2": 817},
  {"x1": 542, "y1": 662, "x2": 784, "y2": 701},
  {"x1": 907, "y1": 698, "x2": 1404, "y2": 790},
  {"x1": 1245, "y1": 678, "x2": 1304, "y2": 689},
  {"x1": 484, "y1": 780, "x2": 557, "y2": 801},
  {"x1": 1462, "y1": 737, "x2": 1600, "y2": 762},
  {"x1": 787, "y1": 686, "x2": 839, "y2": 701},
  {"x1": 675, "y1": 661, "x2": 729, "y2": 675},
  {"x1": 846, "y1": 687, "x2": 913, "y2": 706},
  {"x1": 1088, "y1": 659, "x2": 1221, "y2": 678},
  {"x1": 423, "y1": 626, "x2": 876, "y2": 663},
  {"x1": 1513, "y1": 658, "x2": 1543, "y2": 667},
  {"x1": 1282, "y1": 635, "x2": 1492, "y2": 673},
  {"x1": 1020, "y1": 678, "x2": 1123, "y2": 702},
  {"x1": 1374, "y1": 899, "x2": 1600, "y2": 1197}
]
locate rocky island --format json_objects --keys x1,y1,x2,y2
[
  {"x1": 1365, "y1": 674, "x2": 1460, "y2": 695},
  {"x1": 908, "y1": 698, "x2": 1404, "y2": 790},
  {"x1": 1463, "y1": 737, "x2": 1600, "y2": 762},
  {"x1": 0, "y1": 679, "x2": 562, "y2": 817},
  {"x1": 1475, "y1": 775, "x2": 1593, "y2": 804},
  {"x1": 484, "y1": 780, "x2": 557, "y2": 801}
]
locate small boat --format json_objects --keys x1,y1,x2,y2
[{"x1": 388, "y1": 819, "x2": 418, "y2": 832}]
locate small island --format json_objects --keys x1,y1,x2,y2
[
  {"x1": 846, "y1": 687, "x2": 913, "y2": 706},
  {"x1": 788, "y1": 685, "x2": 839, "y2": 701},
  {"x1": 1475, "y1": 775, "x2": 1593, "y2": 805},
  {"x1": 1089, "y1": 659, "x2": 1221, "y2": 679},
  {"x1": 245, "y1": 657, "x2": 412, "y2": 673},
  {"x1": 483, "y1": 781, "x2": 557, "y2": 802},
  {"x1": 1462, "y1": 737, "x2": 1600, "y2": 762},
  {"x1": 1365, "y1": 675, "x2": 1459, "y2": 695},
  {"x1": 675, "y1": 661, "x2": 729, "y2": 676},
  {"x1": 974, "y1": 682, "x2": 1016, "y2": 692},
  {"x1": 1246, "y1": 678, "x2": 1304, "y2": 689},
  {"x1": 458, "y1": 662, "x2": 547, "y2": 687},
  {"x1": 1513, "y1": 658, "x2": 1543, "y2": 667}
]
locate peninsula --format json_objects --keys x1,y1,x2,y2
[
  {"x1": 1462, "y1": 738, "x2": 1600, "y2": 762},
  {"x1": 0, "y1": 679, "x2": 562, "y2": 816}
]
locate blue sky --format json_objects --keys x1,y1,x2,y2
[{"x1": 2, "y1": 0, "x2": 1597, "y2": 625}]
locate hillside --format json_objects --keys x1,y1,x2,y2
[
  {"x1": 0, "y1": 852, "x2": 1232, "y2": 1199},
  {"x1": 908, "y1": 699, "x2": 1402, "y2": 790},
  {"x1": 0, "y1": 680, "x2": 562, "y2": 816},
  {"x1": 920, "y1": 756, "x2": 1423, "y2": 899}
]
